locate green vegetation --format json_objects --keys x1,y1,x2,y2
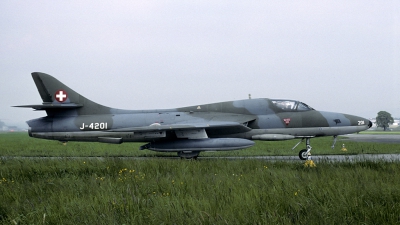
[
  {"x1": 1, "y1": 132, "x2": 400, "y2": 224},
  {"x1": 2, "y1": 132, "x2": 400, "y2": 157},
  {"x1": 375, "y1": 111, "x2": 394, "y2": 131},
  {"x1": 1, "y1": 158, "x2": 400, "y2": 224}
]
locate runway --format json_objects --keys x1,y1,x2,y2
[
  {"x1": 216, "y1": 154, "x2": 400, "y2": 162},
  {"x1": 343, "y1": 134, "x2": 400, "y2": 143},
  {"x1": 2, "y1": 154, "x2": 400, "y2": 162},
  {"x1": 189, "y1": 154, "x2": 400, "y2": 162}
]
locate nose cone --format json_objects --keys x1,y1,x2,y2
[
  {"x1": 346, "y1": 115, "x2": 369, "y2": 126},
  {"x1": 355, "y1": 116, "x2": 372, "y2": 132},
  {"x1": 340, "y1": 114, "x2": 372, "y2": 133},
  {"x1": 319, "y1": 111, "x2": 371, "y2": 134}
]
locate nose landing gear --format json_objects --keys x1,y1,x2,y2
[
  {"x1": 292, "y1": 137, "x2": 312, "y2": 160},
  {"x1": 298, "y1": 146, "x2": 311, "y2": 160}
]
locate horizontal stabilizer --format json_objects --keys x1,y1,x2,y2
[{"x1": 13, "y1": 103, "x2": 83, "y2": 110}]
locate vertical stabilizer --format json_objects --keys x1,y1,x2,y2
[
  {"x1": 29, "y1": 72, "x2": 111, "y2": 115},
  {"x1": 32, "y1": 72, "x2": 81, "y2": 104}
]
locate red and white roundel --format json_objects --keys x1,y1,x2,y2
[{"x1": 55, "y1": 90, "x2": 68, "y2": 103}]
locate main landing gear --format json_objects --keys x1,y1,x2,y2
[
  {"x1": 293, "y1": 136, "x2": 338, "y2": 160},
  {"x1": 177, "y1": 151, "x2": 200, "y2": 160}
]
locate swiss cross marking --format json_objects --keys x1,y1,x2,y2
[
  {"x1": 55, "y1": 90, "x2": 68, "y2": 102},
  {"x1": 283, "y1": 118, "x2": 291, "y2": 126}
]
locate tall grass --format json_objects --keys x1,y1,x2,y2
[{"x1": 1, "y1": 158, "x2": 400, "y2": 224}]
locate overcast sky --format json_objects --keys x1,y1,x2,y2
[{"x1": 1, "y1": 1, "x2": 399, "y2": 127}]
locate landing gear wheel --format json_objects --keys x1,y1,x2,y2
[
  {"x1": 179, "y1": 155, "x2": 198, "y2": 160},
  {"x1": 180, "y1": 157, "x2": 197, "y2": 160},
  {"x1": 293, "y1": 138, "x2": 312, "y2": 160},
  {"x1": 177, "y1": 151, "x2": 200, "y2": 160},
  {"x1": 299, "y1": 149, "x2": 308, "y2": 160}
]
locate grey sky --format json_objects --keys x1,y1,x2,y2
[{"x1": 1, "y1": 1, "x2": 399, "y2": 127}]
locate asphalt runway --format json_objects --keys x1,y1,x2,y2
[
  {"x1": 2, "y1": 154, "x2": 400, "y2": 162},
  {"x1": 343, "y1": 134, "x2": 400, "y2": 143},
  {"x1": 225, "y1": 154, "x2": 400, "y2": 162}
]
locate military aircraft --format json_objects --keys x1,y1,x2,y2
[{"x1": 15, "y1": 72, "x2": 372, "y2": 160}]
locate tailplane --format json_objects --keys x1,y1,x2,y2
[{"x1": 14, "y1": 72, "x2": 110, "y2": 115}]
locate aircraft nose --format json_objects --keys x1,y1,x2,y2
[{"x1": 368, "y1": 120, "x2": 373, "y2": 128}]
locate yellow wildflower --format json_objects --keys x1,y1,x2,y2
[{"x1": 304, "y1": 160, "x2": 316, "y2": 167}]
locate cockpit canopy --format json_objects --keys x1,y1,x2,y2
[{"x1": 271, "y1": 99, "x2": 314, "y2": 111}]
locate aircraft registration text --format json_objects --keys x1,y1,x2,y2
[{"x1": 80, "y1": 122, "x2": 108, "y2": 130}]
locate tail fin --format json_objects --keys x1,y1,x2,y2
[
  {"x1": 32, "y1": 72, "x2": 82, "y2": 104},
  {"x1": 15, "y1": 72, "x2": 111, "y2": 115}
]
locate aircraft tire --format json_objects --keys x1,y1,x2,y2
[
  {"x1": 299, "y1": 149, "x2": 308, "y2": 160},
  {"x1": 178, "y1": 151, "x2": 199, "y2": 160},
  {"x1": 180, "y1": 156, "x2": 198, "y2": 160}
]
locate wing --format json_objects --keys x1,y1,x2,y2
[
  {"x1": 109, "y1": 113, "x2": 256, "y2": 136},
  {"x1": 109, "y1": 121, "x2": 252, "y2": 134}
]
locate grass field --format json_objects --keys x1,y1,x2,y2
[
  {"x1": 1, "y1": 132, "x2": 400, "y2": 224},
  {"x1": 1, "y1": 158, "x2": 400, "y2": 224}
]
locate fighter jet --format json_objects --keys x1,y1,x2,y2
[{"x1": 15, "y1": 72, "x2": 372, "y2": 160}]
